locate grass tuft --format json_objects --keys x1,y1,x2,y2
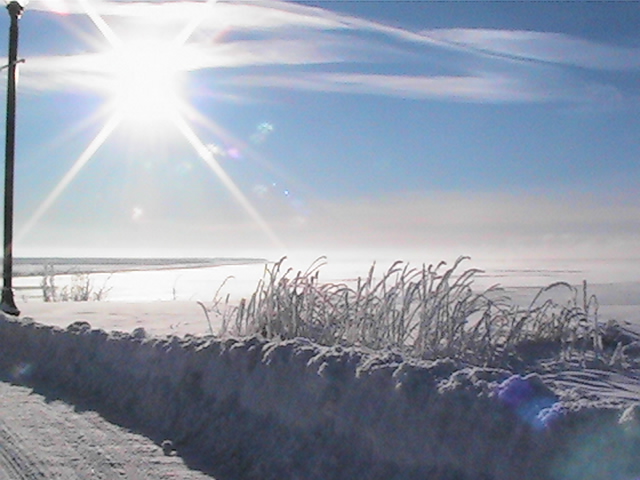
[
  {"x1": 212, "y1": 257, "x2": 619, "y2": 368},
  {"x1": 40, "y1": 265, "x2": 111, "y2": 302}
]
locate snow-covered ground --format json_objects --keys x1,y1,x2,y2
[
  {"x1": 1, "y1": 311, "x2": 639, "y2": 479},
  {"x1": 2, "y1": 258, "x2": 639, "y2": 479}
]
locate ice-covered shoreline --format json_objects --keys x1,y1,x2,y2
[
  {"x1": 10, "y1": 256, "x2": 268, "y2": 277},
  {"x1": 1, "y1": 313, "x2": 639, "y2": 479}
]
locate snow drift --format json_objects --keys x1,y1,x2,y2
[{"x1": 0, "y1": 314, "x2": 638, "y2": 480}]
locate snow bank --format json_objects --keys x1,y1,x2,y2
[{"x1": 0, "y1": 314, "x2": 638, "y2": 480}]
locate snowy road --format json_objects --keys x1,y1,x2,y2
[{"x1": 0, "y1": 382, "x2": 215, "y2": 479}]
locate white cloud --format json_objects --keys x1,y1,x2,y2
[
  {"x1": 185, "y1": 37, "x2": 355, "y2": 69},
  {"x1": 424, "y1": 28, "x2": 640, "y2": 71},
  {"x1": 19, "y1": 35, "x2": 352, "y2": 93},
  {"x1": 28, "y1": 0, "x2": 348, "y2": 31},
  {"x1": 226, "y1": 71, "x2": 613, "y2": 104},
  {"x1": 29, "y1": 0, "x2": 213, "y2": 17},
  {"x1": 14, "y1": 0, "x2": 638, "y2": 106},
  {"x1": 20, "y1": 53, "x2": 112, "y2": 92}
]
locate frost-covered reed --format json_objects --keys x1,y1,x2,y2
[{"x1": 215, "y1": 257, "x2": 605, "y2": 366}]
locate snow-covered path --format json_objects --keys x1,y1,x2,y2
[{"x1": 0, "y1": 382, "x2": 216, "y2": 479}]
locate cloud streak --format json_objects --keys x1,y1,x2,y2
[
  {"x1": 16, "y1": 0, "x2": 640, "y2": 106},
  {"x1": 227, "y1": 71, "x2": 589, "y2": 103},
  {"x1": 423, "y1": 28, "x2": 640, "y2": 71}
]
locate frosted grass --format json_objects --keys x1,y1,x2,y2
[{"x1": 212, "y1": 256, "x2": 612, "y2": 367}]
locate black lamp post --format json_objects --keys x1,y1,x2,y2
[{"x1": 1, "y1": 0, "x2": 25, "y2": 316}]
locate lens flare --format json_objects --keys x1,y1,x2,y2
[
  {"x1": 495, "y1": 374, "x2": 561, "y2": 430},
  {"x1": 132, "y1": 206, "x2": 144, "y2": 221},
  {"x1": 172, "y1": 115, "x2": 284, "y2": 249},
  {"x1": 250, "y1": 122, "x2": 275, "y2": 144}
]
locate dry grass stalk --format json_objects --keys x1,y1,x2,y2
[{"x1": 214, "y1": 257, "x2": 610, "y2": 367}]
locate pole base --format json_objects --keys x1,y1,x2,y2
[{"x1": 0, "y1": 287, "x2": 19, "y2": 316}]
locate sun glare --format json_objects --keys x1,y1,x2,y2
[
  {"x1": 105, "y1": 39, "x2": 186, "y2": 129},
  {"x1": 21, "y1": 1, "x2": 285, "y2": 251}
]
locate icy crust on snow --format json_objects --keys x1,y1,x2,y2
[{"x1": 0, "y1": 315, "x2": 639, "y2": 480}]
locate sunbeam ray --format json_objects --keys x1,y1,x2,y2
[
  {"x1": 183, "y1": 105, "x2": 322, "y2": 230},
  {"x1": 21, "y1": 108, "x2": 107, "y2": 169},
  {"x1": 173, "y1": 0, "x2": 218, "y2": 46},
  {"x1": 78, "y1": 0, "x2": 121, "y2": 47},
  {"x1": 184, "y1": 105, "x2": 313, "y2": 196},
  {"x1": 19, "y1": 0, "x2": 285, "y2": 250},
  {"x1": 172, "y1": 115, "x2": 285, "y2": 250},
  {"x1": 17, "y1": 114, "x2": 121, "y2": 242}
]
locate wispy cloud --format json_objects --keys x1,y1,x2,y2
[
  {"x1": 423, "y1": 28, "x2": 640, "y2": 71},
  {"x1": 20, "y1": 35, "x2": 354, "y2": 93},
  {"x1": 228, "y1": 71, "x2": 584, "y2": 103},
  {"x1": 20, "y1": 53, "x2": 111, "y2": 92},
  {"x1": 16, "y1": 0, "x2": 640, "y2": 106}
]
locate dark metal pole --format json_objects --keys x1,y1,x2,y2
[{"x1": 1, "y1": 1, "x2": 23, "y2": 316}]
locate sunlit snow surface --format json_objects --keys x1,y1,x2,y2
[
  {"x1": 4, "y1": 256, "x2": 640, "y2": 478},
  {"x1": 2, "y1": 312, "x2": 640, "y2": 479}
]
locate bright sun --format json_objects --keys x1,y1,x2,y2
[
  {"x1": 105, "y1": 39, "x2": 186, "y2": 130},
  {"x1": 18, "y1": 3, "x2": 284, "y2": 250}
]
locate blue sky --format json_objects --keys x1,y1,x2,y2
[{"x1": 1, "y1": 0, "x2": 639, "y2": 272}]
